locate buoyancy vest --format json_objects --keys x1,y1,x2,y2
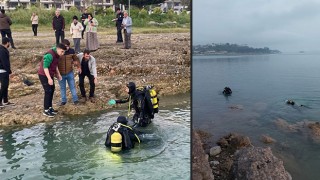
[
  {"x1": 136, "y1": 85, "x2": 159, "y2": 115},
  {"x1": 38, "y1": 49, "x2": 60, "y2": 77}
]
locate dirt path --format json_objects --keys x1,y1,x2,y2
[{"x1": 0, "y1": 31, "x2": 190, "y2": 126}]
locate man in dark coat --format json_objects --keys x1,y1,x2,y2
[
  {"x1": 112, "y1": 7, "x2": 124, "y2": 43},
  {"x1": 0, "y1": 37, "x2": 14, "y2": 108},
  {"x1": 52, "y1": 10, "x2": 65, "y2": 45},
  {"x1": 0, "y1": 10, "x2": 16, "y2": 49}
]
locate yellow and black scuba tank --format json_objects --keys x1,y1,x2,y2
[
  {"x1": 137, "y1": 85, "x2": 159, "y2": 114},
  {"x1": 110, "y1": 123, "x2": 122, "y2": 152}
]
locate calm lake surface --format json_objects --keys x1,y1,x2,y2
[
  {"x1": 193, "y1": 54, "x2": 320, "y2": 179},
  {"x1": 0, "y1": 94, "x2": 190, "y2": 179}
]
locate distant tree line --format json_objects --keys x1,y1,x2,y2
[{"x1": 193, "y1": 43, "x2": 281, "y2": 54}]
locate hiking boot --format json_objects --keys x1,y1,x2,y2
[
  {"x1": 89, "y1": 97, "x2": 95, "y2": 103},
  {"x1": 49, "y1": 107, "x2": 58, "y2": 115},
  {"x1": 0, "y1": 103, "x2": 4, "y2": 108},
  {"x1": 3, "y1": 102, "x2": 15, "y2": 106},
  {"x1": 43, "y1": 110, "x2": 55, "y2": 118},
  {"x1": 60, "y1": 102, "x2": 66, "y2": 106}
]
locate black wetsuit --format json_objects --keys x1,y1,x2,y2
[{"x1": 116, "y1": 83, "x2": 154, "y2": 127}]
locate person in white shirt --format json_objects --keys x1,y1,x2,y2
[
  {"x1": 31, "y1": 12, "x2": 39, "y2": 36},
  {"x1": 70, "y1": 16, "x2": 83, "y2": 54}
]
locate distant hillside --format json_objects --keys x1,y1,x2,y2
[{"x1": 193, "y1": 43, "x2": 281, "y2": 55}]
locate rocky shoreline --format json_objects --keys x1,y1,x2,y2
[
  {"x1": 192, "y1": 130, "x2": 292, "y2": 180},
  {"x1": 0, "y1": 31, "x2": 190, "y2": 127}
]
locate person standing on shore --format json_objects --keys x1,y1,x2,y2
[
  {"x1": 0, "y1": 9, "x2": 16, "y2": 49},
  {"x1": 31, "y1": 12, "x2": 39, "y2": 36},
  {"x1": 81, "y1": 8, "x2": 89, "y2": 39},
  {"x1": 38, "y1": 43, "x2": 66, "y2": 117},
  {"x1": 121, "y1": 11, "x2": 132, "y2": 49},
  {"x1": 112, "y1": 7, "x2": 123, "y2": 43},
  {"x1": 52, "y1": 10, "x2": 65, "y2": 45},
  {"x1": 0, "y1": 37, "x2": 15, "y2": 108},
  {"x1": 58, "y1": 39, "x2": 81, "y2": 106},
  {"x1": 77, "y1": 49, "x2": 97, "y2": 103},
  {"x1": 84, "y1": 13, "x2": 99, "y2": 51},
  {"x1": 70, "y1": 16, "x2": 83, "y2": 54}
]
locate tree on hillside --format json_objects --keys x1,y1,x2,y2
[{"x1": 114, "y1": 0, "x2": 164, "y2": 8}]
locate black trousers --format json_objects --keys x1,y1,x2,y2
[
  {"x1": 0, "y1": 29, "x2": 15, "y2": 48},
  {"x1": 116, "y1": 25, "x2": 123, "y2": 42},
  {"x1": 0, "y1": 73, "x2": 9, "y2": 104},
  {"x1": 55, "y1": 30, "x2": 65, "y2": 45},
  {"x1": 82, "y1": 24, "x2": 86, "y2": 39},
  {"x1": 79, "y1": 73, "x2": 95, "y2": 98},
  {"x1": 39, "y1": 74, "x2": 55, "y2": 110},
  {"x1": 32, "y1": 24, "x2": 38, "y2": 36}
]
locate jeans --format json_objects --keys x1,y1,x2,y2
[
  {"x1": 73, "y1": 38, "x2": 81, "y2": 53},
  {"x1": 39, "y1": 74, "x2": 55, "y2": 110},
  {"x1": 55, "y1": 30, "x2": 65, "y2": 45},
  {"x1": 124, "y1": 30, "x2": 131, "y2": 49},
  {"x1": 32, "y1": 24, "x2": 38, "y2": 36},
  {"x1": 79, "y1": 73, "x2": 95, "y2": 98},
  {"x1": 0, "y1": 73, "x2": 9, "y2": 103},
  {"x1": 58, "y1": 71, "x2": 78, "y2": 103},
  {"x1": 0, "y1": 29, "x2": 15, "y2": 48}
]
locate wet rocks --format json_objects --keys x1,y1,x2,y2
[
  {"x1": 261, "y1": 135, "x2": 276, "y2": 144},
  {"x1": 192, "y1": 131, "x2": 215, "y2": 180},
  {"x1": 231, "y1": 147, "x2": 292, "y2": 180},
  {"x1": 210, "y1": 146, "x2": 222, "y2": 157}
]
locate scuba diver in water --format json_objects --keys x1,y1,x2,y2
[
  {"x1": 223, "y1": 87, "x2": 232, "y2": 95},
  {"x1": 285, "y1": 99, "x2": 311, "y2": 108},
  {"x1": 108, "y1": 82, "x2": 157, "y2": 127},
  {"x1": 105, "y1": 116, "x2": 141, "y2": 152}
]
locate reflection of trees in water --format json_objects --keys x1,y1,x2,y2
[
  {"x1": 41, "y1": 124, "x2": 79, "y2": 177},
  {"x1": 2, "y1": 132, "x2": 17, "y2": 160},
  {"x1": 40, "y1": 122, "x2": 100, "y2": 177}
]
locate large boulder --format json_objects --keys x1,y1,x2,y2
[
  {"x1": 192, "y1": 131, "x2": 214, "y2": 180},
  {"x1": 231, "y1": 147, "x2": 292, "y2": 180}
]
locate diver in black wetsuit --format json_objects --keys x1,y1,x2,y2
[
  {"x1": 223, "y1": 87, "x2": 232, "y2": 95},
  {"x1": 105, "y1": 116, "x2": 140, "y2": 152},
  {"x1": 108, "y1": 82, "x2": 154, "y2": 127}
]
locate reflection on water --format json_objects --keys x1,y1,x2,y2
[
  {"x1": 193, "y1": 54, "x2": 320, "y2": 179},
  {"x1": 0, "y1": 97, "x2": 190, "y2": 179}
]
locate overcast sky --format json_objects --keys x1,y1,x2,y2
[{"x1": 193, "y1": 0, "x2": 320, "y2": 52}]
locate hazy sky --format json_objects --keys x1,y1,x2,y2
[{"x1": 193, "y1": 0, "x2": 320, "y2": 52}]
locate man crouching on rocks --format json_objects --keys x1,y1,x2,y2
[{"x1": 38, "y1": 43, "x2": 66, "y2": 117}]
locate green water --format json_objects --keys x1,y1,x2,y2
[{"x1": 0, "y1": 94, "x2": 190, "y2": 179}]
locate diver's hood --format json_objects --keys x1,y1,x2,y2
[
  {"x1": 127, "y1": 82, "x2": 136, "y2": 94},
  {"x1": 117, "y1": 116, "x2": 128, "y2": 125}
]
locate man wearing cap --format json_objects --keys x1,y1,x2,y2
[
  {"x1": 112, "y1": 7, "x2": 124, "y2": 43},
  {"x1": 81, "y1": 8, "x2": 89, "y2": 39}
]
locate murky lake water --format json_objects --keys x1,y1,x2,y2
[
  {"x1": 0, "y1": 94, "x2": 190, "y2": 179},
  {"x1": 193, "y1": 54, "x2": 320, "y2": 179}
]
